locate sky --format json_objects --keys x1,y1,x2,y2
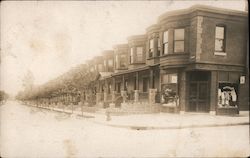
[{"x1": 0, "y1": 0, "x2": 247, "y2": 96}]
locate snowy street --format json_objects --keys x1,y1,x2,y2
[{"x1": 1, "y1": 101, "x2": 249, "y2": 157}]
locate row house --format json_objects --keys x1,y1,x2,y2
[{"x1": 82, "y1": 5, "x2": 248, "y2": 115}]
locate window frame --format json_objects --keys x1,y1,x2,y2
[
  {"x1": 214, "y1": 25, "x2": 226, "y2": 56},
  {"x1": 163, "y1": 30, "x2": 169, "y2": 55},
  {"x1": 136, "y1": 47, "x2": 143, "y2": 62},
  {"x1": 157, "y1": 38, "x2": 161, "y2": 56},
  {"x1": 130, "y1": 47, "x2": 134, "y2": 64},
  {"x1": 174, "y1": 28, "x2": 185, "y2": 53},
  {"x1": 120, "y1": 54, "x2": 127, "y2": 68},
  {"x1": 149, "y1": 39, "x2": 154, "y2": 58}
]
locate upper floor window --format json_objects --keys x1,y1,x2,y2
[
  {"x1": 215, "y1": 26, "x2": 226, "y2": 55},
  {"x1": 149, "y1": 39, "x2": 154, "y2": 58},
  {"x1": 157, "y1": 38, "x2": 161, "y2": 56},
  {"x1": 120, "y1": 54, "x2": 127, "y2": 68},
  {"x1": 130, "y1": 48, "x2": 134, "y2": 64},
  {"x1": 174, "y1": 29, "x2": 184, "y2": 53},
  {"x1": 107, "y1": 59, "x2": 113, "y2": 71},
  {"x1": 115, "y1": 55, "x2": 119, "y2": 68},
  {"x1": 103, "y1": 60, "x2": 106, "y2": 67},
  {"x1": 136, "y1": 47, "x2": 143, "y2": 62},
  {"x1": 98, "y1": 64, "x2": 103, "y2": 72},
  {"x1": 90, "y1": 67, "x2": 94, "y2": 72},
  {"x1": 108, "y1": 59, "x2": 113, "y2": 67},
  {"x1": 163, "y1": 31, "x2": 168, "y2": 55}
]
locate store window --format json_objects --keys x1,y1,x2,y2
[
  {"x1": 174, "y1": 29, "x2": 185, "y2": 53},
  {"x1": 218, "y1": 83, "x2": 238, "y2": 107},
  {"x1": 149, "y1": 39, "x2": 154, "y2": 58},
  {"x1": 161, "y1": 73, "x2": 178, "y2": 105},
  {"x1": 136, "y1": 47, "x2": 143, "y2": 62},
  {"x1": 163, "y1": 31, "x2": 168, "y2": 55}
]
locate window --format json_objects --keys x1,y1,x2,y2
[
  {"x1": 107, "y1": 59, "x2": 113, "y2": 71},
  {"x1": 215, "y1": 26, "x2": 225, "y2": 54},
  {"x1": 90, "y1": 67, "x2": 94, "y2": 72},
  {"x1": 130, "y1": 48, "x2": 134, "y2": 64},
  {"x1": 149, "y1": 39, "x2": 154, "y2": 58},
  {"x1": 163, "y1": 31, "x2": 168, "y2": 54},
  {"x1": 162, "y1": 74, "x2": 178, "y2": 84},
  {"x1": 174, "y1": 29, "x2": 184, "y2": 53},
  {"x1": 136, "y1": 47, "x2": 143, "y2": 62},
  {"x1": 108, "y1": 59, "x2": 113, "y2": 66},
  {"x1": 134, "y1": 77, "x2": 137, "y2": 90},
  {"x1": 98, "y1": 64, "x2": 103, "y2": 72},
  {"x1": 120, "y1": 54, "x2": 126, "y2": 68},
  {"x1": 157, "y1": 38, "x2": 161, "y2": 56},
  {"x1": 103, "y1": 60, "x2": 106, "y2": 67},
  {"x1": 116, "y1": 82, "x2": 121, "y2": 93},
  {"x1": 108, "y1": 83, "x2": 111, "y2": 94},
  {"x1": 124, "y1": 80, "x2": 128, "y2": 91},
  {"x1": 142, "y1": 78, "x2": 149, "y2": 92},
  {"x1": 115, "y1": 55, "x2": 119, "y2": 68}
]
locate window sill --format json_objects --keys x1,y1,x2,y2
[
  {"x1": 214, "y1": 52, "x2": 226, "y2": 56},
  {"x1": 161, "y1": 52, "x2": 187, "y2": 57}
]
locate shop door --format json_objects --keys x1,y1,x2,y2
[{"x1": 189, "y1": 81, "x2": 209, "y2": 112}]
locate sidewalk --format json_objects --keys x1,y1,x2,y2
[
  {"x1": 27, "y1": 104, "x2": 249, "y2": 130},
  {"x1": 81, "y1": 110, "x2": 249, "y2": 130}
]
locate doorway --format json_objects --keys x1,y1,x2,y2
[{"x1": 188, "y1": 71, "x2": 210, "y2": 112}]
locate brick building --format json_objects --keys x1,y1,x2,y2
[
  {"x1": 81, "y1": 5, "x2": 248, "y2": 115},
  {"x1": 23, "y1": 5, "x2": 248, "y2": 115}
]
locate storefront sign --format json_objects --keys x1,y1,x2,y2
[{"x1": 240, "y1": 76, "x2": 245, "y2": 84}]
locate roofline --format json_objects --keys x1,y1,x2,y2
[{"x1": 158, "y1": 4, "x2": 248, "y2": 23}]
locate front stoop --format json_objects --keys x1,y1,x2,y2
[{"x1": 216, "y1": 107, "x2": 239, "y2": 115}]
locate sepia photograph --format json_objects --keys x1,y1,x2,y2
[{"x1": 0, "y1": 0, "x2": 249, "y2": 157}]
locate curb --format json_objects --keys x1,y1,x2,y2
[{"x1": 91, "y1": 121, "x2": 249, "y2": 130}]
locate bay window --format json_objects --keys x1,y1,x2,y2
[
  {"x1": 136, "y1": 47, "x2": 143, "y2": 62},
  {"x1": 149, "y1": 39, "x2": 154, "y2": 58},
  {"x1": 157, "y1": 38, "x2": 161, "y2": 56},
  {"x1": 120, "y1": 54, "x2": 126, "y2": 68},
  {"x1": 174, "y1": 29, "x2": 185, "y2": 53},
  {"x1": 163, "y1": 31, "x2": 168, "y2": 55},
  {"x1": 130, "y1": 48, "x2": 134, "y2": 64},
  {"x1": 107, "y1": 59, "x2": 113, "y2": 71}
]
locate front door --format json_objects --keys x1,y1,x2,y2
[
  {"x1": 188, "y1": 71, "x2": 210, "y2": 112},
  {"x1": 189, "y1": 81, "x2": 209, "y2": 112}
]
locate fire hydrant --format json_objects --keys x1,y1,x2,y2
[{"x1": 106, "y1": 111, "x2": 111, "y2": 121}]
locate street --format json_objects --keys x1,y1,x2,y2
[{"x1": 1, "y1": 101, "x2": 249, "y2": 157}]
